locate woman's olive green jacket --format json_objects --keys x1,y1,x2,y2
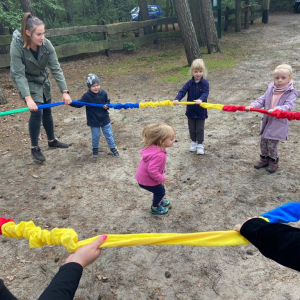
[{"x1": 10, "y1": 29, "x2": 68, "y2": 103}]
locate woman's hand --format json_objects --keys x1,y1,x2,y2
[
  {"x1": 62, "y1": 92, "x2": 72, "y2": 105},
  {"x1": 65, "y1": 235, "x2": 107, "y2": 268},
  {"x1": 245, "y1": 106, "x2": 253, "y2": 112},
  {"x1": 25, "y1": 96, "x2": 38, "y2": 111},
  {"x1": 103, "y1": 105, "x2": 109, "y2": 110},
  {"x1": 233, "y1": 217, "x2": 258, "y2": 232},
  {"x1": 173, "y1": 100, "x2": 179, "y2": 105},
  {"x1": 268, "y1": 109, "x2": 274, "y2": 114},
  {"x1": 194, "y1": 99, "x2": 202, "y2": 105}
]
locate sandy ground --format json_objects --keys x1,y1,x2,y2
[{"x1": 1, "y1": 12, "x2": 300, "y2": 300}]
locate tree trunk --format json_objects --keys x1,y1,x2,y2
[
  {"x1": 0, "y1": 85, "x2": 7, "y2": 105},
  {"x1": 19, "y1": 0, "x2": 35, "y2": 14},
  {"x1": 173, "y1": 0, "x2": 201, "y2": 66},
  {"x1": 62, "y1": 0, "x2": 73, "y2": 23},
  {"x1": 138, "y1": 0, "x2": 152, "y2": 35},
  {"x1": 188, "y1": 0, "x2": 206, "y2": 47},
  {"x1": 199, "y1": 0, "x2": 220, "y2": 54}
]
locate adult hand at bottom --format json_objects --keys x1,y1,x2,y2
[{"x1": 65, "y1": 235, "x2": 107, "y2": 268}]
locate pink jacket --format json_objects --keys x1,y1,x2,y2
[{"x1": 135, "y1": 145, "x2": 167, "y2": 186}]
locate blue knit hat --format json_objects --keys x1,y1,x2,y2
[{"x1": 86, "y1": 73, "x2": 100, "y2": 88}]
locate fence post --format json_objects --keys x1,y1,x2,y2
[
  {"x1": 224, "y1": 6, "x2": 229, "y2": 32},
  {"x1": 235, "y1": 0, "x2": 241, "y2": 32},
  {"x1": 217, "y1": 0, "x2": 222, "y2": 38},
  {"x1": 244, "y1": 0, "x2": 250, "y2": 30},
  {"x1": 102, "y1": 21, "x2": 110, "y2": 57},
  {"x1": 262, "y1": 0, "x2": 269, "y2": 24},
  {"x1": 153, "y1": 20, "x2": 159, "y2": 44}
]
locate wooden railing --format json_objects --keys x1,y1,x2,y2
[
  {"x1": 0, "y1": 6, "x2": 262, "y2": 69},
  {"x1": 0, "y1": 17, "x2": 179, "y2": 69}
]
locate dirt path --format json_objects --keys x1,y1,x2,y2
[{"x1": 1, "y1": 12, "x2": 300, "y2": 300}]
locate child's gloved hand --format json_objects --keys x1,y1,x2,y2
[
  {"x1": 245, "y1": 106, "x2": 253, "y2": 111},
  {"x1": 173, "y1": 100, "x2": 179, "y2": 105},
  {"x1": 193, "y1": 99, "x2": 202, "y2": 105}
]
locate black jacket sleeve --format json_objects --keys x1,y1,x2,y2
[
  {"x1": 0, "y1": 279, "x2": 18, "y2": 300},
  {"x1": 38, "y1": 262, "x2": 83, "y2": 300},
  {"x1": 240, "y1": 218, "x2": 300, "y2": 272}
]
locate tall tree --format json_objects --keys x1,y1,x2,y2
[
  {"x1": 138, "y1": 0, "x2": 151, "y2": 34},
  {"x1": 173, "y1": 0, "x2": 201, "y2": 66},
  {"x1": 199, "y1": 0, "x2": 220, "y2": 54},
  {"x1": 188, "y1": 0, "x2": 206, "y2": 47},
  {"x1": 19, "y1": 0, "x2": 35, "y2": 14}
]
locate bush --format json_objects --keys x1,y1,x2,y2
[{"x1": 123, "y1": 42, "x2": 136, "y2": 52}]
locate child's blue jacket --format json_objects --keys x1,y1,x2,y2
[
  {"x1": 71, "y1": 88, "x2": 110, "y2": 127},
  {"x1": 175, "y1": 77, "x2": 209, "y2": 119}
]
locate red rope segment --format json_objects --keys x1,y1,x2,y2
[
  {"x1": 0, "y1": 218, "x2": 14, "y2": 235},
  {"x1": 222, "y1": 105, "x2": 300, "y2": 121}
]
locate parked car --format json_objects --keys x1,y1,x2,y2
[
  {"x1": 131, "y1": 5, "x2": 164, "y2": 21},
  {"x1": 294, "y1": 0, "x2": 300, "y2": 12}
]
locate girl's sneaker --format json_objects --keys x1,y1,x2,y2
[
  {"x1": 196, "y1": 144, "x2": 204, "y2": 155},
  {"x1": 160, "y1": 199, "x2": 170, "y2": 207},
  {"x1": 151, "y1": 205, "x2": 168, "y2": 215},
  {"x1": 190, "y1": 141, "x2": 197, "y2": 152}
]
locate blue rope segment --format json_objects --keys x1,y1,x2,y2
[
  {"x1": 37, "y1": 102, "x2": 64, "y2": 109},
  {"x1": 71, "y1": 101, "x2": 139, "y2": 109},
  {"x1": 260, "y1": 202, "x2": 300, "y2": 223}
]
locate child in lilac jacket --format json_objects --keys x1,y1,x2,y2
[
  {"x1": 245, "y1": 64, "x2": 298, "y2": 173},
  {"x1": 135, "y1": 124, "x2": 175, "y2": 215}
]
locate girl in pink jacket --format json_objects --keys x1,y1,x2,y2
[
  {"x1": 135, "y1": 124, "x2": 175, "y2": 215},
  {"x1": 245, "y1": 64, "x2": 298, "y2": 173}
]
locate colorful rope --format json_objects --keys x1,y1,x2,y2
[
  {"x1": 1, "y1": 101, "x2": 300, "y2": 120},
  {"x1": 1, "y1": 203, "x2": 299, "y2": 253}
]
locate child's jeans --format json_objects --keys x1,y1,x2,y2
[
  {"x1": 260, "y1": 137, "x2": 279, "y2": 159},
  {"x1": 29, "y1": 99, "x2": 55, "y2": 146},
  {"x1": 91, "y1": 123, "x2": 116, "y2": 149},
  {"x1": 138, "y1": 183, "x2": 165, "y2": 207},
  {"x1": 188, "y1": 118, "x2": 205, "y2": 143}
]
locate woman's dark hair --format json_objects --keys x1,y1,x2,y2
[{"x1": 21, "y1": 12, "x2": 44, "y2": 49}]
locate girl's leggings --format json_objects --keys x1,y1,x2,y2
[
  {"x1": 260, "y1": 137, "x2": 279, "y2": 159},
  {"x1": 138, "y1": 183, "x2": 165, "y2": 207},
  {"x1": 29, "y1": 99, "x2": 55, "y2": 147},
  {"x1": 188, "y1": 118, "x2": 205, "y2": 144}
]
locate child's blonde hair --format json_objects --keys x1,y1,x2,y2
[
  {"x1": 274, "y1": 64, "x2": 293, "y2": 79},
  {"x1": 142, "y1": 124, "x2": 175, "y2": 148},
  {"x1": 190, "y1": 58, "x2": 207, "y2": 77}
]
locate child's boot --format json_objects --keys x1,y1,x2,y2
[
  {"x1": 254, "y1": 155, "x2": 269, "y2": 169},
  {"x1": 266, "y1": 157, "x2": 279, "y2": 173},
  {"x1": 151, "y1": 205, "x2": 168, "y2": 215},
  {"x1": 110, "y1": 147, "x2": 119, "y2": 157},
  {"x1": 92, "y1": 148, "x2": 98, "y2": 158},
  {"x1": 190, "y1": 141, "x2": 197, "y2": 152}
]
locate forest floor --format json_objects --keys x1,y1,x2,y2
[{"x1": 1, "y1": 12, "x2": 300, "y2": 300}]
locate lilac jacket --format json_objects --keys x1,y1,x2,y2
[
  {"x1": 250, "y1": 82, "x2": 298, "y2": 141},
  {"x1": 135, "y1": 145, "x2": 167, "y2": 186}
]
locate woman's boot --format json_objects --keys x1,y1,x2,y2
[
  {"x1": 254, "y1": 155, "x2": 269, "y2": 169},
  {"x1": 266, "y1": 157, "x2": 279, "y2": 173}
]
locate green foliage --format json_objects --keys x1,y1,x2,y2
[
  {"x1": 123, "y1": 41, "x2": 136, "y2": 52},
  {"x1": 0, "y1": 0, "x2": 23, "y2": 32}
]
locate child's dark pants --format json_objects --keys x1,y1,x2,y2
[{"x1": 139, "y1": 183, "x2": 165, "y2": 207}]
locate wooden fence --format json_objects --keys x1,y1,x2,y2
[{"x1": 0, "y1": 6, "x2": 262, "y2": 69}]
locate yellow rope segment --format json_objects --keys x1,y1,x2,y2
[
  {"x1": 138, "y1": 100, "x2": 224, "y2": 110},
  {"x1": 2, "y1": 221, "x2": 249, "y2": 253}
]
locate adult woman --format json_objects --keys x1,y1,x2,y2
[{"x1": 10, "y1": 12, "x2": 72, "y2": 162}]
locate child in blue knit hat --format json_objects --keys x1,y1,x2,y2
[{"x1": 70, "y1": 73, "x2": 119, "y2": 158}]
